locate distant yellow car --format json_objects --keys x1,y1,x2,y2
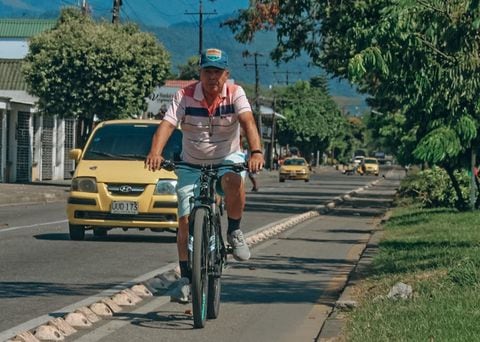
[
  {"x1": 362, "y1": 157, "x2": 379, "y2": 176},
  {"x1": 279, "y1": 157, "x2": 310, "y2": 182},
  {"x1": 66, "y1": 119, "x2": 182, "y2": 240}
]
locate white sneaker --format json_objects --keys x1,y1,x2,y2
[
  {"x1": 170, "y1": 277, "x2": 190, "y2": 304},
  {"x1": 227, "y1": 229, "x2": 251, "y2": 261}
]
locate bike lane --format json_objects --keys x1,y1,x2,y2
[{"x1": 68, "y1": 210, "x2": 380, "y2": 342}]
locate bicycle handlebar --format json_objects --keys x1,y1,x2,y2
[{"x1": 161, "y1": 160, "x2": 248, "y2": 173}]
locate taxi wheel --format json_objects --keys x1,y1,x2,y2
[
  {"x1": 69, "y1": 224, "x2": 85, "y2": 241},
  {"x1": 305, "y1": 179, "x2": 309, "y2": 182},
  {"x1": 93, "y1": 228, "x2": 108, "y2": 237},
  {"x1": 279, "y1": 178, "x2": 285, "y2": 182}
]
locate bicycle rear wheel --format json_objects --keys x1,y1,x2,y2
[{"x1": 190, "y1": 208, "x2": 209, "y2": 329}]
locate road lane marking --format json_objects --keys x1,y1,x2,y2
[{"x1": 0, "y1": 219, "x2": 68, "y2": 233}]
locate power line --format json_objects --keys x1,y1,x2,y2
[
  {"x1": 273, "y1": 70, "x2": 301, "y2": 85},
  {"x1": 122, "y1": 0, "x2": 142, "y2": 24},
  {"x1": 185, "y1": 0, "x2": 217, "y2": 55},
  {"x1": 143, "y1": 0, "x2": 184, "y2": 20},
  {"x1": 120, "y1": 4, "x2": 133, "y2": 23},
  {"x1": 60, "y1": 0, "x2": 77, "y2": 7}
]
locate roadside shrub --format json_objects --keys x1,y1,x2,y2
[
  {"x1": 447, "y1": 257, "x2": 480, "y2": 287},
  {"x1": 399, "y1": 166, "x2": 469, "y2": 208}
]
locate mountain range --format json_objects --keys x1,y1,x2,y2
[{"x1": 0, "y1": 0, "x2": 367, "y2": 113}]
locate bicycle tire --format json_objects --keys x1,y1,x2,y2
[
  {"x1": 207, "y1": 211, "x2": 223, "y2": 319},
  {"x1": 190, "y1": 208, "x2": 209, "y2": 329}
]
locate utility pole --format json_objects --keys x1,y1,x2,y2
[
  {"x1": 243, "y1": 50, "x2": 268, "y2": 140},
  {"x1": 112, "y1": 0, "x2": 122, "y2": 24},
  {"x1": 242, "y1": 50, "x2": 268, "y2": 155},
  {"x1": 185, "y1": 0, "x2": 217, "y2": 55},
  {"x1": 273, "y1": 70, "x2": 301, "y2": 85},
  {"x1": 81, "y1": 0, "x2": 90, "y2": 15},
  {"x1": 269, "y1": 95, "x2": 277, "y2": 170}
]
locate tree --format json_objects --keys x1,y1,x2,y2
[
  {"x1": 23, "y1": 8, "x2": 171, "y2": 146},
  {"x1": 225, "y1": 0, "x2": 480, "y2": 210},
  {"x1": 309, "y1": 75, "x2": 329, "y2": 95},
  {"x1": 274, "y1": 80, "x2": 345, "y2": 159},
  {"x1": 176, "y1": 55, "x2": 200, "y2": 80}
]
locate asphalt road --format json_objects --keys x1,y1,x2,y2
[{"x1": 0, "y1": 166, "x2": 401, "y2": 341}]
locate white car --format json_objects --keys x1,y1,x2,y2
[{"x1": 353, "y1": 156, "x2": 365, "y2": 167}]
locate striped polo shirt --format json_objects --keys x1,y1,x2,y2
[{"x1": 163, "y1": 81, "x2": 252, "y2": 164}]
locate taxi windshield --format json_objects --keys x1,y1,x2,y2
[
  {"x1": 84, "y1": 123, "x2": 182, "y2": 161},
  {"x1": 284, "y1": 159, "x2": 306, "y2": 166}
]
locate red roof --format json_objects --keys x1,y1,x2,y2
[{"x1": 164, "y1": 80, "x2": 197, "y2": 88}]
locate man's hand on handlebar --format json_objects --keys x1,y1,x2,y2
[{"x1": 145, "y1": 153, "x2": 164, "y2": 171}]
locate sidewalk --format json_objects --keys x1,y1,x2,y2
[
  {"x1": 70, "y1": 213, "x2": 377, "y2": 342},
  {"x1": 0, "y1": 181, "x2": 70, "y2": 206}
]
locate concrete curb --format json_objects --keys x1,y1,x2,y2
[{"x1": 2, "y1": 175, "x2": 380, "y2": 342}]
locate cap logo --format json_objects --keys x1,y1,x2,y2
[{"x1": 205, "y1": 49, "x2": 222, "y2": 62}]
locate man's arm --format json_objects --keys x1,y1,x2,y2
[
  {"x1": 238, "y1": 111, "x2": 264, "y2": 172},
  {"x1": 145, "y1": 120, "x2": 176, "y2": 171}
]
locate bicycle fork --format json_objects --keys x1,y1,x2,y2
[{"x1": 187, "y1": 208, "x2": 225, "y2": 278}]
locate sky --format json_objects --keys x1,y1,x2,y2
[
  {"x1": 0, "y1": 0, "x2": 367, "y2": 110},
  {"x1": 0, "y1": 0, "x2": 250, "y2": 27}
]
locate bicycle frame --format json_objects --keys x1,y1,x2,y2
[{"x1": 189, "y1": 165, "x2": 227, "y2": 277}]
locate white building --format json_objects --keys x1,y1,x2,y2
[{"x1": 0, "y1": 19, "x2": 75, "y2": 182}]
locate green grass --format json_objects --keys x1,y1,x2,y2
[{"x1": 344, "y1": 205, "x2": 480, "y2": 342}]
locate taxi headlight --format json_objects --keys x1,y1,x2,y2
[
  {"x1": 154, "y1": 180, "x2": 177, "y2": 195},
  {"x1": 71, "y1": 177, "x2": 97, "y2": 193}
]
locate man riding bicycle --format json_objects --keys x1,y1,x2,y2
[{"x1": 145, "y1": 48, "x2": 264, "y2": 303}]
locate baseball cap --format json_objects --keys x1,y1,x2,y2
[{"x1": 200, "y1": 48, "x2": 229, "y2": 70}]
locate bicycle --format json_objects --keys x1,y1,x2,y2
[{"x1": 162, "y1": 160, "x2": 247, "y2": 328}]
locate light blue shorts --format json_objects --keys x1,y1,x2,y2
[{"x1": 175, "y1": 151, "x2": 246, "y2": 218}]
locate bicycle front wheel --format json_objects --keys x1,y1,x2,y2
[
  {"x1": 190, "y1": 208, "x2": 209, "y2": 329},
  {"x1": 207, "y1": 212, "x2": 223, "y2": 319}
]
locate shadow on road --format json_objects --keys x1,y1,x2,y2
[
  {"x1": 0, "y1": 281, "x2": 118, "y2": 299},
  {"x1": 33, "y1": 233, "x2": 177, "y2": 244},
  {"x1": 128, "y1": 310, "x2": 193, "y2": 330}
]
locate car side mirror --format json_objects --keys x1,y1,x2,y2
[{"x1": 69, "y1": 149, "x2": 82, "y2": 163}]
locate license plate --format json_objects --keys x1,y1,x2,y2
[{"x1": 111, "y1": 201, "x2": 138, "y2": 214}]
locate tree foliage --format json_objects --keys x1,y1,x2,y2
[
  {"x1": 225, "y1": 0, "x2": 480, "y2": 210},
  {"x1": 176, "y1": 55, "x2": 199, "y2": 80},
  {"x1": 273, "y1": 80, "x2": 346, "y2": 159},
  {"x1": 23, "y1": 8, "x2": 170, "y2": 145}
]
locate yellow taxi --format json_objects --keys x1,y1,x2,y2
[
  {"x1": 66, "y1": 119, "x2": 182, "y2": 240},
  {"x1": 279, "y1": 157, "x2": 310, "y2": 182},
  {"x1": 362, "y1": 157, "x2": 380, "y2": 176}
]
